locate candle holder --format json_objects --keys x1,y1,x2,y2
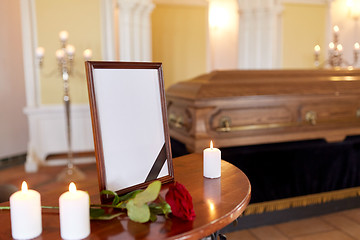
[
  {"x1": 36, "y1": 31, "x2": 92, "y2": 182},
  {"x1": 314, "y1": 25, "x2": 360, "y2": 68}
]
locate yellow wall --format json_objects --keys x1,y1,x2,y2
[
  {"x1": 36, "y1": 0, "x2": 102, "y2": 105},
  {"x1": 282, "y1": 3, "x2": 327, "y2": 69},
  {"x1": 152, "y1": 4, "x2": 208, "y2": 89},
  {"x1": 35, "y1": 1, "x2": 327, "y2": 101}
]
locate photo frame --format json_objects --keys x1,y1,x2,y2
[{"x1": 85, "y1": 61, "x2": 174, "y2": 203}]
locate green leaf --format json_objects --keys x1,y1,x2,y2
[
  {"x1": 89, "y1": 208, "x2": 124, "y2": 220},
  {"x1": 89, "y1": 202, "x2": 127, "y2": 220},
  {"x1": 91, "y1": 212, "x2": 124, "y2": 220},
  {"x1": 160, "y1": 202, "x2": 172, "y2": 217},
  {"x1": 100, "y1": 190, "x2": 116, "y2": 195},
  {"x1": 148, "y1": 203, "x2": 163, "y2": 215},
  {"x1": 101, "y1": 189, "x2": 143, "y2": 206},
  {"x1": 90, "y1": 208, "x2": 105, "y2": 218},
  {"x1": 100, "y1": 190, "x2": 120, "y2": 206},
  {"x1": 126, "y1": 199, "x2": 150, "y2": 223},
  {"x1": 133, "y1": 181, "x2": 161, "y2": 206},
  {"x1": 118, "y1": 189, "x2": 142, "y2": 202},
  {"x1": 149, "y1": 202, "x2": 172, "y2": 217},
  {"x1": 150, "y1": 212, "x2": 157, "y2": 222},
  {"x1": 115, "y1": 201, "x2": 127, "y2": 209}
]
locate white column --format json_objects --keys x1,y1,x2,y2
[
  {"x1": 100, "y1": 0, "x2": 116, "y2": 60},
  {"x1": 111, "y1": 0, "x2": 154, "y2": 61},
  {"x1": 133, "y1": 2, "x2": 143, "y2": 61},
  {"x1": 238, "y1": 9, "x2": 251, "y2": 68},
  {"x1": 326, "y1": 0, "x2": 334, "y2": 52},
  {"x1": 20, "y1": 0, "x2": 40, "y2": 172},
  {"x1": 237, "y1": 0, "x2": 283, "y2": 69},
  {"x1": 141, "y1": 2, "x2": 155, "y2": 61},
  {"x1": 208, "y1": 0, "x2": 239, "y2": 70},
  {"x1": 20, "y1": 0, "x2": 39, "y2": 107},
  {"x1": 117, "y1": 0, "x2": 137, "y2": 61},
  {"x1": 255, "y1": 5, "x2": 263, "y2": 68}
]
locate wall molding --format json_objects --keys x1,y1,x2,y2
[{"x1": 24, "y1": 104, "x2": 94, "y2": 171}]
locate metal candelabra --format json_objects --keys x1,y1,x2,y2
[
  {"x1": 314, "y1": 25, "x2": 360, "y2": 68},
  {"x1": 36, "y1": 31, "x2": 92, "y2": 182}
]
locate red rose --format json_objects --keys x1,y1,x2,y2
[{"x1": 165, "y1": 182, "x2": 196, "y2": 221}]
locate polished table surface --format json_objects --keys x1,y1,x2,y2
[{"x1": 0, "y1": 153, "x2": 251, "y2": 239}]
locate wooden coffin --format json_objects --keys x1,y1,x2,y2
[{"x1": 166, "y1": 69, "x2": 360, "y2": 153}]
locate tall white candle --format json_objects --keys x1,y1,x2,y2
[
  {"x1": 59, "y1": 182, "x2": 90, "y2": 240},
  {"x1": 355, "y1": 42, "x2": 360, "y2": 52},
  {"x1": 35, "y1": 46, "x2": 45, "y2": 59},
  {"x1": 10, "y1": 181, "x2": 42, "y2": 240},
  {"x1": 314, "y1": 45, "x2": 320, "y2": 55},
  {"x1": 337, "y1": 44, "x2": 343, "y2": 52},
  {"x1": 83, "y1": 49, "x2": 93, "y2": 61},
  {"x1": 333, "y1": 25, "x2": 339, "y2": 42},
  {"x1": 65, "y1": 44, "x2": 75, "y2": 57},
  {"x1": 59, "y1": 30, "x2": 69, "y2": 42},
  {"x1": 203, "y1": 141, "x2": 221, "y2": 178}
]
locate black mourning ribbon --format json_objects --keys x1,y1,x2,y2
[{"x1": 145, "y1": 143, "x2": 167, "y2": 182}]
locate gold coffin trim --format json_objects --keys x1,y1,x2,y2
[
  {"x1": 216, "y1": 122, "x2": 300, "y2": 132},
  {"x1": 216, "y1": 114, "x2": 360, "y2": 132}
]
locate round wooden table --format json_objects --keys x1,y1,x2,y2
[{"x1": 0, "y1": 153, "x2": 251, "y2": 239}]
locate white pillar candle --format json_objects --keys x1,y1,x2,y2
[
  {"x1": 59, "y1": 182, "x2": 90, "y2": 240},
  {"x1": 203, "y1": 141, "x2": 221, "y2": 178},
  {"x1": 10, "y1": 181, "x2": 42, "y2": 240}
]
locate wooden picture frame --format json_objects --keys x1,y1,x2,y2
[{"x1": 85, "y1": 61, "x2": 174, "y2": 203}]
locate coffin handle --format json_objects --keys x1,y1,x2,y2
[
  {"x1": 219, "y1": 117, "x2": 231, "y2": 132},
  {"x1": 169, "y1": 113, "x2": 184, "y2": 129},
  {"x1": 356, "y1": 108, "x2": 360, "y2": 118},
  {"x1": 305, "y1": 111, "x2": 317, "y2": 125}
]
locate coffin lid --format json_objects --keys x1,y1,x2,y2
[{"x1": 166, "y1": 69, "x2": 360, "y2": 100}]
